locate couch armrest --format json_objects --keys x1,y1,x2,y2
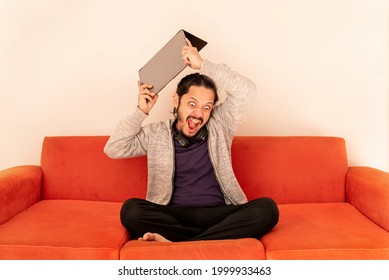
[
  {"x1": 0, "y1": 166, "x2": 42, "y2": 224},
  {"x1": 346, "y1": 166, "x2": 389, "y2": 232}
]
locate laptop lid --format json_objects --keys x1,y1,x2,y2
[{"x1": 138, "y1": 29, "x2": 207, "y2": 94}]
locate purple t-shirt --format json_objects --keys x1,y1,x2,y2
[{"x1": 171, "y1": 136, "x2": 226, "y2": 207}]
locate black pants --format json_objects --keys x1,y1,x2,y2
[{"x1": 120, "y1": 197, "x2": 279, "y2": 242}]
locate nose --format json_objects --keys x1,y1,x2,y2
[{"x1": 191, "y1": 108, "x2": 203, "y2": 119}]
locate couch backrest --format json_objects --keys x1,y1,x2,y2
[
  {"x1": 231, "y1": 136, "x2": 348, "y2": 204},
  {"x1": 41, "y1": 136, "x2": 147, "y2": 202},
  {"x1": 41, "y1": 136, "x2": 348, "y2": 204}
]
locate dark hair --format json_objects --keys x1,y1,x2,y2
[{"x1": 176, "y1": 73, "x2": 219, "y2": 104}]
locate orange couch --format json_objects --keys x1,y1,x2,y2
[{"x1": 1, "y1": 136, "x2": 388, "y2": 259}]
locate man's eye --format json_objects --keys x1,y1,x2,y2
[
  {"x1": 189, "y1": 102, "x2": 196, "y2": 107},
  {"x1": 204, "y1": 106, "x2": 212, "y2": 111}
]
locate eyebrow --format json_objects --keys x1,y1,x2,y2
[{"x1": 189, "y1": 96, "x2": 214, "y2": 105}]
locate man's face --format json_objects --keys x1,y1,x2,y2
[{"x1": 174, "y1": 85, "x2": 215, "y2": 138}]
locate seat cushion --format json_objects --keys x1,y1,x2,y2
[
  {"x1": 0, "y1": 200, "x2": 128, "y2": 259},
  {"x1": 120, "y1": 238, "x2": 265, "y2": 260},
  {"x1": 261, "y1": 203, "x2": 389, "y2": 259}
]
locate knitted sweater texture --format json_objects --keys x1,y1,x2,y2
[{"x1": 104, "y1": 59, "x2": 256, "y2": 205}]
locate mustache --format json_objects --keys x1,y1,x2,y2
[{"x1": 186, "y1": 116, "x2": 203, "y2": 122}]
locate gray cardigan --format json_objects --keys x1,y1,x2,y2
[{"x1": 104, "y1": 59, "x2": 256, "y2": 205}]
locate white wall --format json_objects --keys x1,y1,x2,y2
[{"x1": 1, "y1": 0, "x2": 388, "y2": 171}]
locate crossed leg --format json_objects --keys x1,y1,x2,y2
[{"x1": 120, "y1": 197, "x2": 279, "y2": 242}]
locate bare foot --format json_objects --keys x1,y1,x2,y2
[{"x1": 139, "y1": 232, "x2": 171, "y2": 242}]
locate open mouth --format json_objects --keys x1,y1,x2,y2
[{"x1": 187, "y1": 117, "x2": 203, "y2": 130}]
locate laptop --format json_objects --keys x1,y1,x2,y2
[{"x1": 139, "y1": 29, "x2": 207, "y2": 94}]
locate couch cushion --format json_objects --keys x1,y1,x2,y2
[
  {"x1": 41, "y1": 136, "x2": 147, "y2": 201},
  {"x1": 120, "y1": 238, "x2": 265, "y2": 260},
  {"x1": 261, "y1": 203, "x2": 389, "y2": 259},
  {"x1": 0, "y1": 200, "x2": 128, "y2": 259},
  {"x1": 232, "y1": 136, "x2": 348, "y2": 203}
]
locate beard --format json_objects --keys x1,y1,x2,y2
[{"x1": 175, "y1": 103, "x2": 205, "y2": 138}]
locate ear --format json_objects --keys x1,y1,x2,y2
[{"x1": 173, "y1": 92, "x2": 179, "y2": 108}]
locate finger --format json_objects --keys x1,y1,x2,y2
[
  {"x1": 138, "y1": 81, "x2": 153, "y2": 90},
  {"x1": 143, "y1": 94, "x2": 152, "y2": 103},
  {"x1": 181, "y1": 51, "x2": 188, "y2": 60},
  {"x1": 142, "y1": 89, "x2": 158, "y2": 100},
  {"x1": 146, "y1": 91, "x2": 158, "y2": 98},
  {"x1": 142, "y1": 84, "x2": 153, "y2": 91},
  {"x1": 142, "y1": 93, "x2": 158, "y2": 106},
  {"x1": 138, "y1": 81, "x2": 143, "y2": 92},
  {"x1": 182, "y1": 55, "x2": 190, "y2": 65},
  {"x1": 181, "y1": 50, "x2": 191, "y2": 64},
  {"x1": 185, "y1": 38, "x2": 192, "y2": 47},
  {"x1": 139, "y1": 86, "x2": 154, "y2": 97},
  {"x1": 149, "y1": 94, "x2": 159, "y2": 104}
]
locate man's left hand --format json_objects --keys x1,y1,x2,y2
[{"x1": 182, "y1": 38, "x2": 203, "y2": 70}]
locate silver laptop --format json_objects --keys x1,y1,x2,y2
[{"x1": 139, "y1": 29, "x2": 207, "y2": 94}]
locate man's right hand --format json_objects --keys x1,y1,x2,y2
[{"x1": 137, "y1": 81, "x2": 159, "y2": 114}]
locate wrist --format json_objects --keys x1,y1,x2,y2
[
  {"x1": 137, "y1": 106, "x2": 149, "y2": 115},
  {"x1": 195, "y1": 58, "x2": 204, "y2": 70}
]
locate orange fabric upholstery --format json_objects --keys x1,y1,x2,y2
[
  {"x1": 261, "y1": 203, "x2": 389, "y2": 259},
  {"x1": 0, "y1": 166, "x2": 42, "y2": 224},
  {"x1": 0, "y1": 136, "x2": 388, "y2": 259},
  {"x1": 346, "y1": 167, "x2": 389, "y2": 232},
  {"x1": 0, "y1": 200, "x2": 127, "y2": 259},
  {"x1": 41, "y1": 136, "x2": 147, "y2": 202},
  {"x1": 120, "y1": 238, "x2": 265, "y2": 260},
  {"x1": 232, "y1": 136, "x2": 348, "y2": 203}
]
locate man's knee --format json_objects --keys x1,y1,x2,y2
[
  {"x1": 250, "y1": 197, "x2": 279, "y2": 227},
  {"x1": 120, "y1": 198, "x2": 146, "y2": 228}
]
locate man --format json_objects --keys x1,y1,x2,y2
[{"x1": 104, "y1": 39, "x2": 279, "y2": 242}]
